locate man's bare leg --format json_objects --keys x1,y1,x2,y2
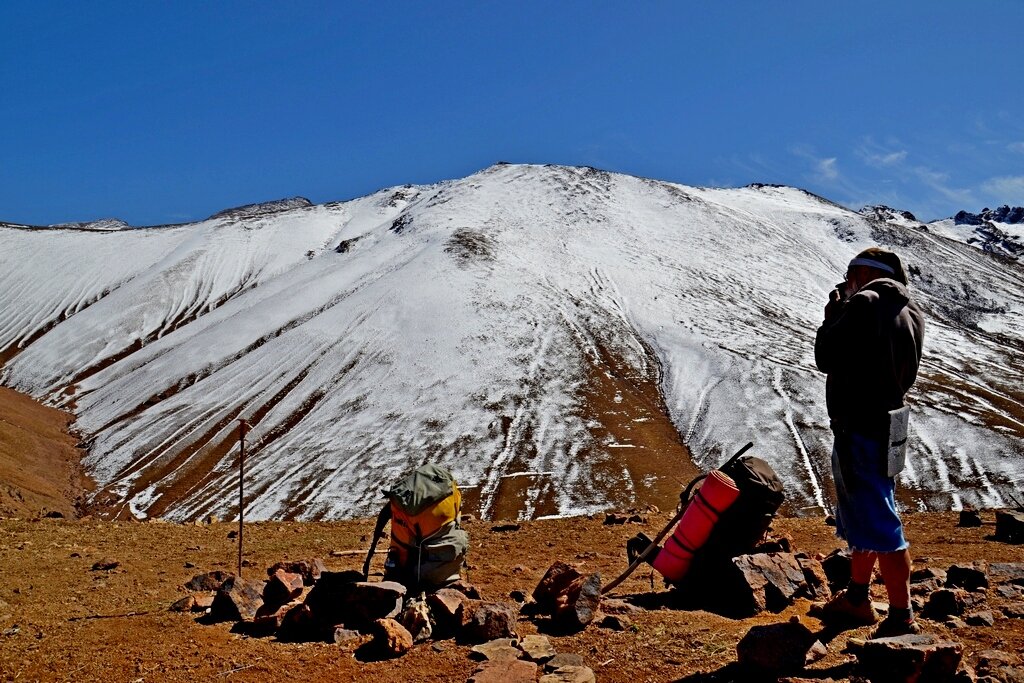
[
  {"x1": 877, "y1": 548, "x2": 912, "y2": 610},
  {"x1": 850, "y1": 550, "x2": 877, "y2": 587}
]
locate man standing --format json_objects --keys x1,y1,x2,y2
[{"x1": 812, "y1": 246, "x2": 926, "y2": 637}]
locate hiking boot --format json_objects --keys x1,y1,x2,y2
[
  {"x1": 626, "y1": 532, "x2": 659, "y2": 565},
  {"x1": 870, "y1": 615, "x2": 921, "y2": 639},
  {"x1": 809, "y1": 589, "x2": 878, "y2": 627}
]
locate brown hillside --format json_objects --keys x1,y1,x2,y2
[{"x1": 0, "y1": 387, "x2": 93, "y2": 519}]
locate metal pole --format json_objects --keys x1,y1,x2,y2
[{"x1": 237, "y1": 419, "x2": 250, "y2": 577}]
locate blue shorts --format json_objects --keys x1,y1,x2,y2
[{"x1": 831, "y1": 430, "x2": 908, "y2": 553}]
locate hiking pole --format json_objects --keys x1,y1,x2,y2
[
  {"x1": 237, "y1": 419, "x2": 250, "y2": 578},
  {"x1": 600, "y1": 441, "x2": 754, "y2": 596}
]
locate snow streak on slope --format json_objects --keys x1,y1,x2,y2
[{"x1": 1, "y1": 165, "x2": 1022, "y2": 520}]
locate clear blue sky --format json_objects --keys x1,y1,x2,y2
[{"x1": 2, "y1": 2, "x2": 1022, "y2": 226}]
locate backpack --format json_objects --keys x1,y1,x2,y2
[
  {"x1": 362, "y1": 464, "x2": 469, "y2": 592},
  {"x1": 696, "y1": 455, "x2": 785, "y2": 561}
]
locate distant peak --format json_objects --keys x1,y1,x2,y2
[
  {"x1": 48, "y1": 218, "x2": 132, "y2": 231},
  {"x1": 859, "y1": 205, "x2": 919, "y2": 223},
  {"x1": 954, "y1": 205, "x2": 1024, "y2": 226},
  {"x1": 208, "y1": 197, "x2": 312, "y2": 221}
]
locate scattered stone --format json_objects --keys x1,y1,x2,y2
[
  {"x1": 965, "y1": 610, "x2": 995, "y2": 627},
  {"x1": 491, "y1": 522, "x2": 521, "y2": 533},
  {"x1": 332, "y1": 627, "x2": 361, "y2": 644},
  {"x1": 251, "y1": 600, "x2": 301, "y2": 636},
  {"x1": 853, "y1": 633, "x2": 963, "y2": 683},
  {"x1": 448, "y1": 579, "x2": 482, "y2": 599},
  {"x1": 468, "y1": 659, "x2": 538, "y2": 683},
  {"x1": 958, "y1": 509, "x2": 983, "y2": 527},
  {"x1": 509, "y1": 590, "x2": 528, "y2": 603},
  {"x1": 989, "y1": 563, "x2": 1024, "y2": 585},
  {"x1": 797, "y1": 556, "x2": 832, "y2": 601},
  {"x1": 459, "y1": 601, "x2": 518, "y2": 643},
  {"x1": 806, "y1": 640, "x2": 828, "y2": 665},
  {"x1": 227, "y1": 530, "x2": 238, "y2": 539},
  {"x1": 912, "y1": 567, "x2": 948, "y2": 584},
  {"x1": 995, "y1": 511, "x2": 1024, "y2": 544},
  {"x1": 91, "y1": 558, "x2": 119, "y2": 571},
  {"x1": 603, "y1": 512, "x2": 629, "y2": 525},
  {"x1": 597, "y1": 613, "x2": 630, "y2": 631},
  {"x1": 185, "y1": 571, "x2": 231, "y2": 592},
  {"x1": 210, "y1": 575, "x2": 265, "y2": 622},
  {"x1": 944, "y1": 616, "x2": 968, "y2": 629},
  {"x1": 193, "y1": 594, "x2": 214, "y2": 611},
  {"x1": 267, "y1": 558, "x2": 326, "y2": 585},
  {"x1": 263, "y1": 569, "x2": 304, "y2": 608},
  {"x1": 520, "y1": 634, "x2": 556, "y2": 662},
  {"x1": 169, "y1": 595, "x2": 196, "y2": 612},
  {"x1": 996, "y1": 585, "x2": 1024, "y2": 601},
  {"x1": 305, "y1": 578, "x2": 405, "y2": 628},
  {"x1": 971, "y1": 649, "x2": 1021, "y2": 673},
  {"x1": 736, "y1": 618, "x2": 818, "y2": 675},
  {"x1": 545, "y1": 653, "x2": 585, "y2": 671},
  {"x1": 532, "y1": 562, "x2": 601, "y2": 630},
  {"x1": 599, "y1": 598, "x2": 642, "y2": 615},
  {"x1": 428, "y1": 588, "x2": 472, "y2": 636},
  {"x1": 821, "y1": 548, "x2": 851, "y2": 590},
  {"x1": 183, "y1": 561, "x2": 196, "y2": 569},
  {"x1": 369, "y1": 618, "x2": 413, "y2": 658},
  {"x1": 399, "y1": 595, "x2": 433, "y2": 643},
  {"x1": 470, "y1": 638, "x2": 521, "y2": 662},
  {"x1": 43, "y1": 511, "x2": 64, "y2": 519},
  {"x1": 277, "y1": 603, "x2": 317, "y2": 642},
  {"x1": 912, "y1": 579, "x2": 943, "y2": 595},
  {"x1": 460, "y1": 514, "x2": 475, "y2": 524},
  {"x1": 947, "y1": 563, "x2": 989, "y2": 591},
  {"x1": 1001, "y1": 602, "x2": 1024, "y2": 619},
  {"x1": 725, "y1": 552, "x2": 808, "y2": 616},
  {"x1": 539, "y1": 665, "x2": 596, "y2": 683},
  {"x1": 923, "y1": 588, "x2": 987, "y2": 619},
  {"x1": 204, "y1": 514, "x2": 219, "y2": 525}
]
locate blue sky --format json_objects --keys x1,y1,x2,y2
[{"x1": 2, "y1": 2, "x2": 1023, "y2": 226}]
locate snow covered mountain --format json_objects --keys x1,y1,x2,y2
[{"x1": 1, "y1": 164, "x2": 1022, "y2": 521}]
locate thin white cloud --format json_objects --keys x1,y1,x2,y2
[
  {"x1": 1009, "y1": 142, "x2": 1024, "y2": 154},
  {"x1": 981, "y1": 176, "x2": 1024, "y2": 202},
  {"x1": 817, "y1": 157, "x2": 839, "y2": 181}
]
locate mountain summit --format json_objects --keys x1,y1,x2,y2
[{"x1": 1, "y1": 164, "x2": 1021, "y2": 521}]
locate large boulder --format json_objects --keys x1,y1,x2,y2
[
  {"x1": 428, "y1": 588, "x2": 472, "y2": 637},
  {"x1": 946, "y1": 563, "x2": 989, "y2": 591},
  {"x1": 531, "y1": 562, "x2": 601, "y2": 630},
  {"x1": 459, "y1": 601, "x2": 518, "y2": 644},
  {"x1": 923, "y1": 588, "x2": 987, "y2": 620},
  {"x1": 995, "y1": 511, "x2": 1024, "y2": 544},
  {"x1": 368, "y1": 618, "x2": 413, "y2": 658},
  {"x1": 304, "y1": 575, "x2": 404, "y2": 629},
  {"x1": 263, "y1": 569, "x2": 304, "y2": 608},
  {"x1": 721, "y1": 553, "x2": 808, "y2": 616}
]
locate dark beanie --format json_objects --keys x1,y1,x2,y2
[{"x1": 849, "y1": 247, "x2": 908, "y2": 285}]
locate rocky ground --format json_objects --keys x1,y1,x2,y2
[{"x1": 1, "y1": 509, "x2": 1024, "y2": 682}]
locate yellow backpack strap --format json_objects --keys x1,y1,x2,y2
[{"x1": 362, "y1": 501, "x2": 392, "y2": 580}]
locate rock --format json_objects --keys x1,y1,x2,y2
[
  {"x1": 989, "y1": 563, "x2": 1024, "y2": 585},
  {"x1": 995, "y1": 511, "x2": 1024, "y2": 544},
  {"x1": 399, "y1": 595, "x2": 433, "y2": 643},
  {"x1": 369, "y1": 618, "x2": 413, "y2": 658},
  {"x1": 91, "y1": 558, "x2": 119, "y2": 571},
  {"x1": 267, "y1": 558, "x2": 326, "y2": 585},
  {"x1": 204, "y1": 514, "x2": 219, "y2": 525},
  {"x1": 970, "y1": 649, "x2": 1021, "y2": 673},
  {"x1": 947, "y1": 563, "x2": 989, "y2": 591},
  {"x1": 520, "y1": 634, "x2": 556, "y2": 662},
  {"x1": 545, "y1": 653, "x2": 585, "y2": 671},
  {"x1": 448, "y1": 579, "x2": 482, "y2": 599},
  {"x1": 945, "y1": 616, "x2": 968, "y2": 629},
  {"x1": 599, "y1": 597, "x2": 642, "y2": 615},
  {"x1": 468, "y1": 660, "x2": 538, "y2": 683},
  {"x1": 169, "y1": 595, "x2": 196, "y2": 612},
  {"x1": 43, "y1": 510, "x2": 64, "y2": 519},
  {"x1": 736, "y1": 618, "x2": 818, "y2": 674},
  {"x1": 912, "y1": 579, "x2": 943, "y2": 595},
  {"x1": 603, "y1": 512, "x2": 629, "y2": 525},
  {"x1": 1001, "y1": 602, "x2": 1024, "y2": 619},
  {"x1": 965, "y1": 610, "x2": 995, "y2": 627},
  {"x1": 332, "y1": 626, "x2": 361, "y2": 644},
  {"x1": 263, "y1": 569, "x2": 304, "y2": 608},
  {"x1": 459, "y1": 601, "x2": 518, "y2": 643},
  {"x1": 854, "y1": 633, "x2": 963, "y2": 683},
  {"x1": 924, "y1": 588, "x2": 987, "y2": 619},
  {"x1": 428, "y1": 588, "x2": 472, "y2": 636},
  {"x1": 821, "y1": 547, "x2": 852, "y2": 590},
  {"x1": 460, "y1": 514, "x2": 475, "y2": 524},
  {"x1": 304, "y1": 577, "x2": 404, "y2": 628},
  {"x1": 912, "y1": 567, "x2": 948, "y2": 584},
  {"x1": 996, "y1": 584, "x2": 1024, "y2": 600},
  {"x1": 797, "y1": 556, "x2": 832, "y2": 601},
  {"x1": 277, "y1": 603, "x2": 318, "y2": 642},
  {"x1": 806, "y1": 640, "x2": 828, "y2": 665},
  {"x1": 958, "y1": 509, "x2": 983, "y2": 527},
  {"x1": 250, "y1": 600, "x2": 301, "y2": 636},
  {"x1": 539, "y1": 666, "x2": 596, "y2": 683},
  {"x1": 470, "y1": 638, "x2": 521, "y2": 662},
  {"x1": 532, "y1": 562, "x2": 601, "y2": 630},
  {"x1": 725, "y1": 552, "x2": 808, "y2": 616},
  {"x1": 491, "y1": 522, "x2": 521, "y2": 532},
  {"x1": 598, "y1": 614, "x2": 631, "y2": 631},
  {"x1": 210, "y1": 575, "x2": 265, "y2": 622},
  {"x1": 509, "y1": 590, "x2": 528, "y2": 602},
  {"x1": 185, "y1": 570, "x2": 231, "y2": 592}
]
